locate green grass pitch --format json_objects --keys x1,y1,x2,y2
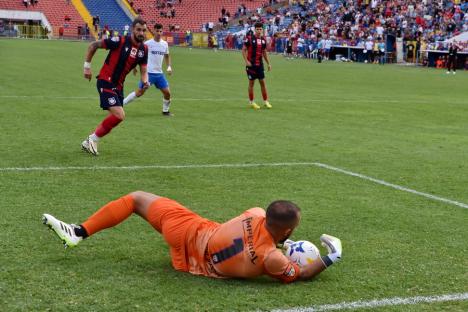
[{"x1": 0, "y1": 39, "x2": 467, "y2": 311}]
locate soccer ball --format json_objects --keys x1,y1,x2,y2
[{"x1": 285, "y1": 240, "x2": 321, "y2": 267}]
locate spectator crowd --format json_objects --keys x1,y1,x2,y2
[{"x1": 214, "y1": 0, "x2": 468, "y2": 63}]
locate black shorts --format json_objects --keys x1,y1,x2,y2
[
  {"x1": 246, "y1": 66, "x2": 265, "y2": 80},
  {"x1": 96, "y1": 80, "x2": 124, "y2": 110}
]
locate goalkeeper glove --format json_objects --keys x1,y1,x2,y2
[
  {"x1": 280, "y1": 239, "x2": 295, "y2": 251},
  {"x1": 320, "y1": 234, "x2": 342, "y2": 267}
]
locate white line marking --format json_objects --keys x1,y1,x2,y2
[
  {"x1": 1, "y1": 162, "x2": 467, "y2": 209},
  {"x1": 0, "y1": 95, "x2": 351, "y2": 102},
  {"x1": 0, "y1": 162, "x2": 314, "y2": 171},
  {"x1": 0, "y1": 95, "x2": 95, "y2": 99},
  {"x1": 313, "y1": 162, "x2": 468, "y2": 209},
  {"x1": 0, "y1": 95, "x2": 432, "y2": 104},
  {"x1": 271, "y1": 292, "x2": 468, "y2": 312}
]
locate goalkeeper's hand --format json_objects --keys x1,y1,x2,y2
[
  {"x1": 320, "y1": 234, "x2": 342, "y2": 267},
  {"x1": 281, "y1": 239, "x2": 295, "y2": 251}
]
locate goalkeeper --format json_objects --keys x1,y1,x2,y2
[{"x1": 42, "y1": 191, "x2": 342, "y2": 283}]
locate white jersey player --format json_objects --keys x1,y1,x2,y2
[{"x1": 123, "y1": 23, "x2": 173, "y2": 116}]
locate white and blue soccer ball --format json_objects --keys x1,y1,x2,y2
[{"x1": 285, "y1": 240, "x2": 321, "y2": 267}]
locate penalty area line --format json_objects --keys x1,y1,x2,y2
[
  {"x1": 270, "y1": 292, "x2": 468, "y2": 312},
  {"x1": 1, "y1": 162, "x2": 467, "y2": 209},
  {"x1": 312, "y1": 162, "x2": 468, "y2": 209}
]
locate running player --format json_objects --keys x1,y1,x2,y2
[
  {"x1": 123, "y1": 23, "x2": 173, "y2": 116},
  {"x1": 42, "y1": 191, "x2": 342, "y2": 283},
  {"x1": 81, "y1": 18, "x2": 149, "y2": 156},
  {"x1": 242, "y1": 22, "x2": 272, "y2": 110}
]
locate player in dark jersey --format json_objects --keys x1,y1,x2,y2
[
  {"x1": 81, "y1": 18, "x2": 149, "y2": 156},
  {"x1": 446, "y1": 42, "x2": 459, "y2": 75},
  {"x1": 242, "y1": 22, "x2": 272, "y2": 110}
]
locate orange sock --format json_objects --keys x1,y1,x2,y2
[{"x1": 81, "y1": 194, "x2": 135, "y2": 236}]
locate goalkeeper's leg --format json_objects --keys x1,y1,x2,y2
[
  {"x1": 47, "y1": 191, "x2": 161, "y2": 242},
  {"x1": 79, "y1": 191, "x2": 160, "y2": 236}
]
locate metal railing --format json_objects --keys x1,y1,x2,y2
[
  {"x1": 0, "y1": 24, "x2": 94, "y2": 40},
  {"x1": 0, "y1": 25, "x2": 49, "y2": 39}
]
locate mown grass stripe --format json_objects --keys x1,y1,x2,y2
[{"x1": 1, "y1": 162, "x2": 467, "y2": 209}]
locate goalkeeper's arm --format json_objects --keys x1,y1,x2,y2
[{"x1": 298, "y1": 234, "x2": 342, "y2": 281}]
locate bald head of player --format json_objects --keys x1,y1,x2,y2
[
  {"x1": 265, "y1": 200, "x2": 301, "y2": 244},
  {"x1": 131, "y1": 17, "x2": 147, "y2": 44}
]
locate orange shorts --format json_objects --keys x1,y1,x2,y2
[{"x1": 146, "y1": 197, "x2": 204, "y2": 272}]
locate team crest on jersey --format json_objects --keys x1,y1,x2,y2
[
  {"x1": 111, "y1": 36, "x2": 119, "y2": 42},
  {"x1": 108, "y1": 97, "x2": 116, "y2": 105},
  {"x1": 130, "y1": 47, "x2": 138, "y2": 58},
  {"x1": 138, "y1": 50, "x2": 144, "y2": 57}
]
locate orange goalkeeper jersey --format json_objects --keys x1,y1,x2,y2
[{"x1": 185, "y1": 207, "x2": 300, "y2": 283}]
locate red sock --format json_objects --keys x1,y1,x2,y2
[
  {"x1": 94, "y1": 114, "x2": 122, "y2": 138},
  {"x1": 248, "y1": 89, "x2": 254, "y2": 101},
  {"x1": 261, "y1": 87, "x2": 268, "y2": 101},
  {"x1": 81, "y1": 195, "x2": 134, "y2": 236}
]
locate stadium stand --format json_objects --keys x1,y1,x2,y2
[
  {"x1": 0, "y1": 0, "x2": 87, "y2": 38},
  {"x1": 1, "y1": 0, "x2": 466, "y2": 67},
  {"x1": 128, "y1": 0, "x2": 267, "y2": 32},
  {"x1": 215, "y1": 0, "x2": 468, "y2": 62},
  {"x1": 81, "y1": 0, "x2": 132, "y2": 36}
]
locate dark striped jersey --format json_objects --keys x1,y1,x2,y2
[
  {"x1": 97, "y1": 36, "x2": 148, "y2": 90},
  {"x1": 448, "y1": 46, "x2": 458, "y2": 58},
  {"x1": 244, "y1": 34, "x2": 267, "y2": 67}
]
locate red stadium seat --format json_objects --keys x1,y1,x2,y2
[
  {"x1": 129, "y1": 0, "x2": 266, "y2": 32},
  {"x1": 0, "y1": 0, "x2": 87, "y2": 38}
]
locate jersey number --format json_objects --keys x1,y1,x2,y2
[{"x1": 211, "y1": 238, "x2": 244, "y2": 264}]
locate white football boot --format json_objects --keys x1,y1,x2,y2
[
  {"x1": 42, "y1": 214, "x2": 82, "y2": 248},
  {"x1": 81, "y1": 137, "x2": 98, "y2": 156}
]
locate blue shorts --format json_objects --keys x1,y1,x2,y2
[
  {"x1": 139, "y1": 73, "x2": 169, "y2": 90},
  {"x1": 97, "y1": 80, "x2": 123, "y2": 110}
]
